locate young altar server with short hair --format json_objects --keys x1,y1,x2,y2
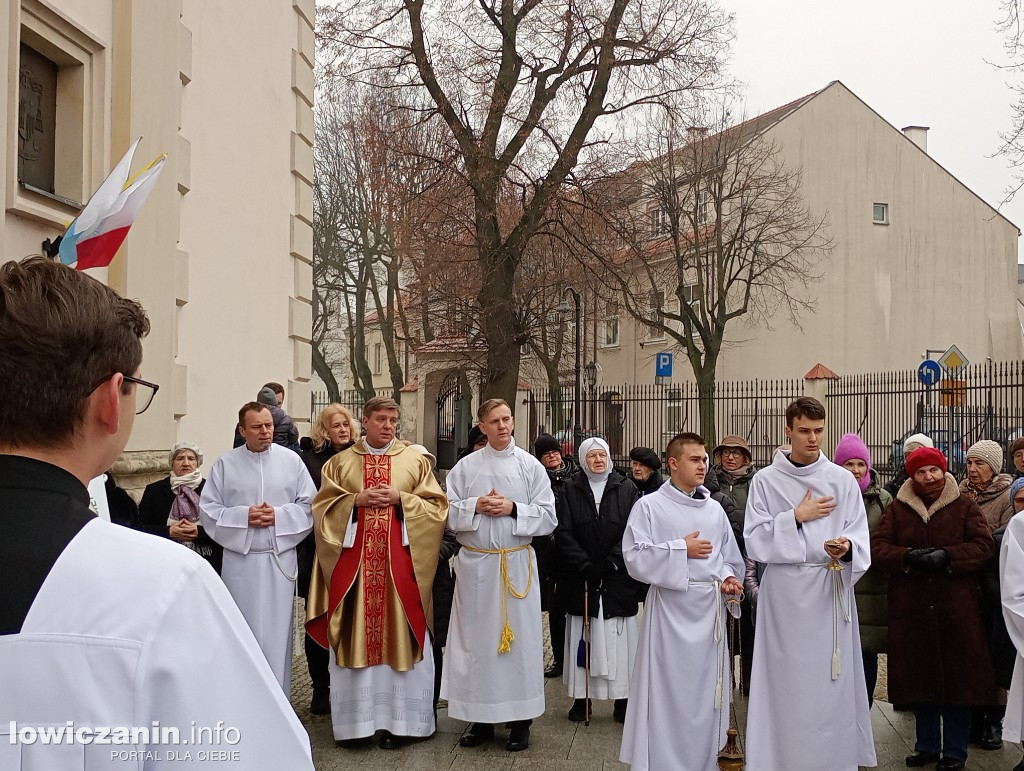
[{"x1": 619, "y1": 432, "x2": 744, "y2": 771}]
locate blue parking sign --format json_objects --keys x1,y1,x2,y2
[
  {"x1": 918, "y1": 360, "x2": 941, "y2": 387},
  {"x1": 656, "y1": 352, "x2": 673, "y2": 378}
]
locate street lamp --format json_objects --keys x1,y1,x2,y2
[
  {"x1": 559, "y1": 287, "x2": 582, "y2": 454},
  {"x1": 584, "y1": 360, "x2": 598, "y2": 434}
]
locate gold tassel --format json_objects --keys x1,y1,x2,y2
[{"x1": 498, "y1": 622, "x2": 515, "y2": 654}]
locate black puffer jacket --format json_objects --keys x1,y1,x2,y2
[
  {"x1": 432, "y1": 529, "x2": 461, "y2": 647},
  {"x1": 555, "y1": 470, "x2": 643, "y2": 618},
  {"x1": 705, "y1": 465, "x2": 743, "y2": 554}
]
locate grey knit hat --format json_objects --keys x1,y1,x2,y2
[
  {"x1": 967, "y1": 439, "x2": 1003, "y2": 475},
  {"x1": 169, "y1": 441, "x2": 204, "y2": 468}
]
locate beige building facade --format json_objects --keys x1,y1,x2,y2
[
  {"x1": 595, "y1": 81, "x2": 1023, "y2": 385},
  {"x1": 3, "y1": 0, "x2": 315, "y2": 489}
]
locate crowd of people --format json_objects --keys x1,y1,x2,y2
[{"x1": 6, "y1": 255, "x2": 1024, "y2": 770}]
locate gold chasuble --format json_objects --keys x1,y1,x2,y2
[{"x1": 306, "y1": 440, "x2": 448, "y2": 671}]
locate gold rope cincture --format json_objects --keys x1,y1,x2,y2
[
  {"x1": 462, "y1": 543, "x2": 533, "y2": 654},
  {"x1": 799, "y1": 560, "x2": 851, "y2": 680}
]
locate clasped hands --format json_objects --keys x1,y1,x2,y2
[
  {"x1": 169, "y1": 518, "x2": 198, "y2": 541},
  {"x1": 476, "y1": 489, "x2": 514, "y2": 517},
  {"x1": 247, "y1": 502, "x2": 276, "y2": 528},
  {"x1": 355, "y1": 486, "x2": 401, "y2": 509}
]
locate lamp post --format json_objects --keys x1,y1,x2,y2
[
  {"x1": 584, "y1": 360, "x2": 598, "y2": 430},
  {"x1": 558, "y1": 287, "x2": 582, "y2": 454}
]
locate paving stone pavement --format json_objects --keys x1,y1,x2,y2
[{"x1": 290, "y1": 609, "x2": 1023, "y2": 770}]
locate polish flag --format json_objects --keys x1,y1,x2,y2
[{"x1": 59, "y1": 138, "x2": 167, "y2": 270}]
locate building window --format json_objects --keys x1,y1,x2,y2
[
  {"x1": 682, "y1": 283, "x2": 701, "y2": 318},
  {"x1": 872, "y1": 203, "x2": 889, "y2": 225},
  {"x1": 373, "y1": 343, "x2": 383, "y2": 375},
  {"x1": 648, "y1": 206, "x2": 670, "y2": 238},
  {"x1": 697, "y1": 189, "x2": 710, "y2": 225},
  {"x1": 647, "y1": 290, "x2": 666, "y2": 340},
  {"x1": 18, "y1": 44, "x2": 58, "y2": 194},
  {"x1": 603, "y1": 300, "x2": 620, "y2": 347}
]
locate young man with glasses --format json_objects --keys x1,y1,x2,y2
[{"x1": 0, "y1": 257, "x2": 314, "y2": 768}]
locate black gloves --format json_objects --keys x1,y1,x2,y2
[{"x1": 905, "y1": 547, "x2": 950, "y2": 571}]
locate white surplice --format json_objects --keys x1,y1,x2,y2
[
  {"x1": 0, "y1": 518, "x2": 313, "y2": 770},
  {"x1": 200, "y1": 443, "x2": 315, "y2": 697},
  {"x1": 563, "y1": 605, "x2": 638, "y2": 700},
  {"x1": 742, "y1": 450, "x2": 876, "y2": 771},
  {"x1": 619, "y1": 483, "x2": 744, "y2": 771},
  {"x1": 1000, "y1": 511, "x2": 1024, "y2": 742},
  {"x1": 441, "y1": 439, "x2": 557, "y2": 723}
]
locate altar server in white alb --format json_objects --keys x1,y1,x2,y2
[
  {"x1": 998, "y1": 476, "x2": 1024, "y2": 766},
  {"x1": 743, "y1": 397, "x2": 876, "y2": 771},
  {"x1": 619, "y1": 433, "x2": 744, "y2": 771},
  {"x1": 0, "y1": 256, "x2": 313, "y2": 769},
  {"x1": 201, "y1": 402, "x2": 316, "y2": 696},
  {"x1": 443, "y1": 398, "x2": 558, "y2": 752}
]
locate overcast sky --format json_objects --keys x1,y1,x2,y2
[{"x1": 717, "y1": 0, "x2": 1024, "y2": 261}]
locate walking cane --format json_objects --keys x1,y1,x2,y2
[{"x1": 583, "y1": 580, "x2": 591, "y2": 726}]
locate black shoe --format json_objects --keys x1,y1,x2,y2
[
  {"x1": 309, "y1": 689, "x2": 330, "y2": 715},
  {"x1": 979, "y1": 720, "x2": 1003, "y2": 750},
  {"x1": 567, "y1": 698, "x2": 591, "y2": 722},
  {"x1": 544, "y1": 662, "x2": 563, "y2": 678},
  {"x1": 905, "y1": 751, "x2": 940, "y2": 767},
  {"x1": 936, "y1": 758, "x2": 965, "y2": 771},
  {"x1": 613, "y1": 699, "x2": 628, "y2": 724},
  {"x1": 506, "y1": 724, "x2": 530, "y2": 752},
  {"x1": 378, "y1": 730, "x2": 400, "y2": 750},
  {"x1": 458, "y1": 723, "x2": 494, "y2": 748}
]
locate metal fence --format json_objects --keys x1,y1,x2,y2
[
  {"x1": 528, "y1": 360, "x2": 1024, "y2": 481},
  {"x1": 529, "y1": 379, "x2": 805, "y2": 469},
  {"x1": 310, "y1": 389, "x2": 381, "y2": 422},
  {"x1": 826, "y1": 360, "x2": 1024, "y2": 483}
]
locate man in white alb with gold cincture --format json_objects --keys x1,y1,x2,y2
[{"x1": 442, "y1": 398, "x2": 557, "y2": 752}]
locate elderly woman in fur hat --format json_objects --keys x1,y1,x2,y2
[
  {"x1": 138, "y1": 442, "x2": 222, "y2": 573},
  {"x1": 872, "y1": 447, "x2": 995, "y2": 771},
  {"x1": 962, "y1": 440, "x2": 1015, "y2": 531}
]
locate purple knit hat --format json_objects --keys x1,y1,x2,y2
[{"x1": 834, "y1": 433, "x2": 872, "y2": 492}]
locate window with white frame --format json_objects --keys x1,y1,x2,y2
[
  {"x1": 681, "y1": 283, "x2": 701, "y2": 318},
  {"x1": 373, "y1": 343, "x2": 383, "y2": 375},
  {"x1": 648, "y1": 206, "x2": 670, "y2": 238},
  {"x1": 603, "y1": 300, "x2": 620, "y2": 347},
  {"x1": 872, "y1": 203, "x2": 889, "y2": 225},
  {"x1": 697, "y1": 189, "x2": 711, "y2": 225},
  {"x1": 647, "y1": 289, "x2": 666, "y2": 340}
]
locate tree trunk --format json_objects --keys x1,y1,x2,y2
[
  {"x1": 477, "y1": 245, "x2": 522, "y2": 404},
  {"x1": 312, "y1": 343, "x2": 341, "y2": 402},
  {"x1": 695, "y1": 365, "x2": 717, "y2": 449}
]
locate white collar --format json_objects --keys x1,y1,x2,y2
[{"x1": 365, "y1": 439, "x2": 394, "y2": 456}]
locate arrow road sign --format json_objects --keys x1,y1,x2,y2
[{"x1": 918, "y1": 360, "x2": 941, "y2": 387}]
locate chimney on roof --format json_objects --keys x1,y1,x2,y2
[
  {"x1": 901, "y1": 125, "x2": 929, "y2": 153},
  {"x1": 687, "y1": 126, "x2": 709, "y2": 143}
]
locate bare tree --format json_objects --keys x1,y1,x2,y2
[
  {"x1": 993, "y1": 1, "x2": 1024, "y2": 202},
  {"x1": 317, "y1": 0, "x2": 732, "y2": 403},
  {"x1": 566, "y1": 101, "x2": 832, "y2": 445}
]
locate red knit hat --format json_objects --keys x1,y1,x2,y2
[{"x1": 906, "y1": 446, "x2": 947, "y2": 477}]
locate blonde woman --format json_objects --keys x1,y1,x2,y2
[{"x1": 298, "y1": 402, "x2": 358, "y2": 714}]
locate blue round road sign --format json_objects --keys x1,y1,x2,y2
[{"x1": 918, "y1": 360, "x2": 941, "y2": 387}]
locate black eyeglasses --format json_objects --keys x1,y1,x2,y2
[{"x1": 89, "y1": 374, "x2": 160, "y2": 415}]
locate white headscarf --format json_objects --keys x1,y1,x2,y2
[
  {"x1": 169, "y1": 442, "x2": 204, "y2": 491},
  {"x1": 579, "y1": 436, "x2": 613, "y2": 507}
]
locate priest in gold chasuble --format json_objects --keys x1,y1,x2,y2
[{"x1": 306, "y1": 397, "x2": 447, "y2": 748}]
